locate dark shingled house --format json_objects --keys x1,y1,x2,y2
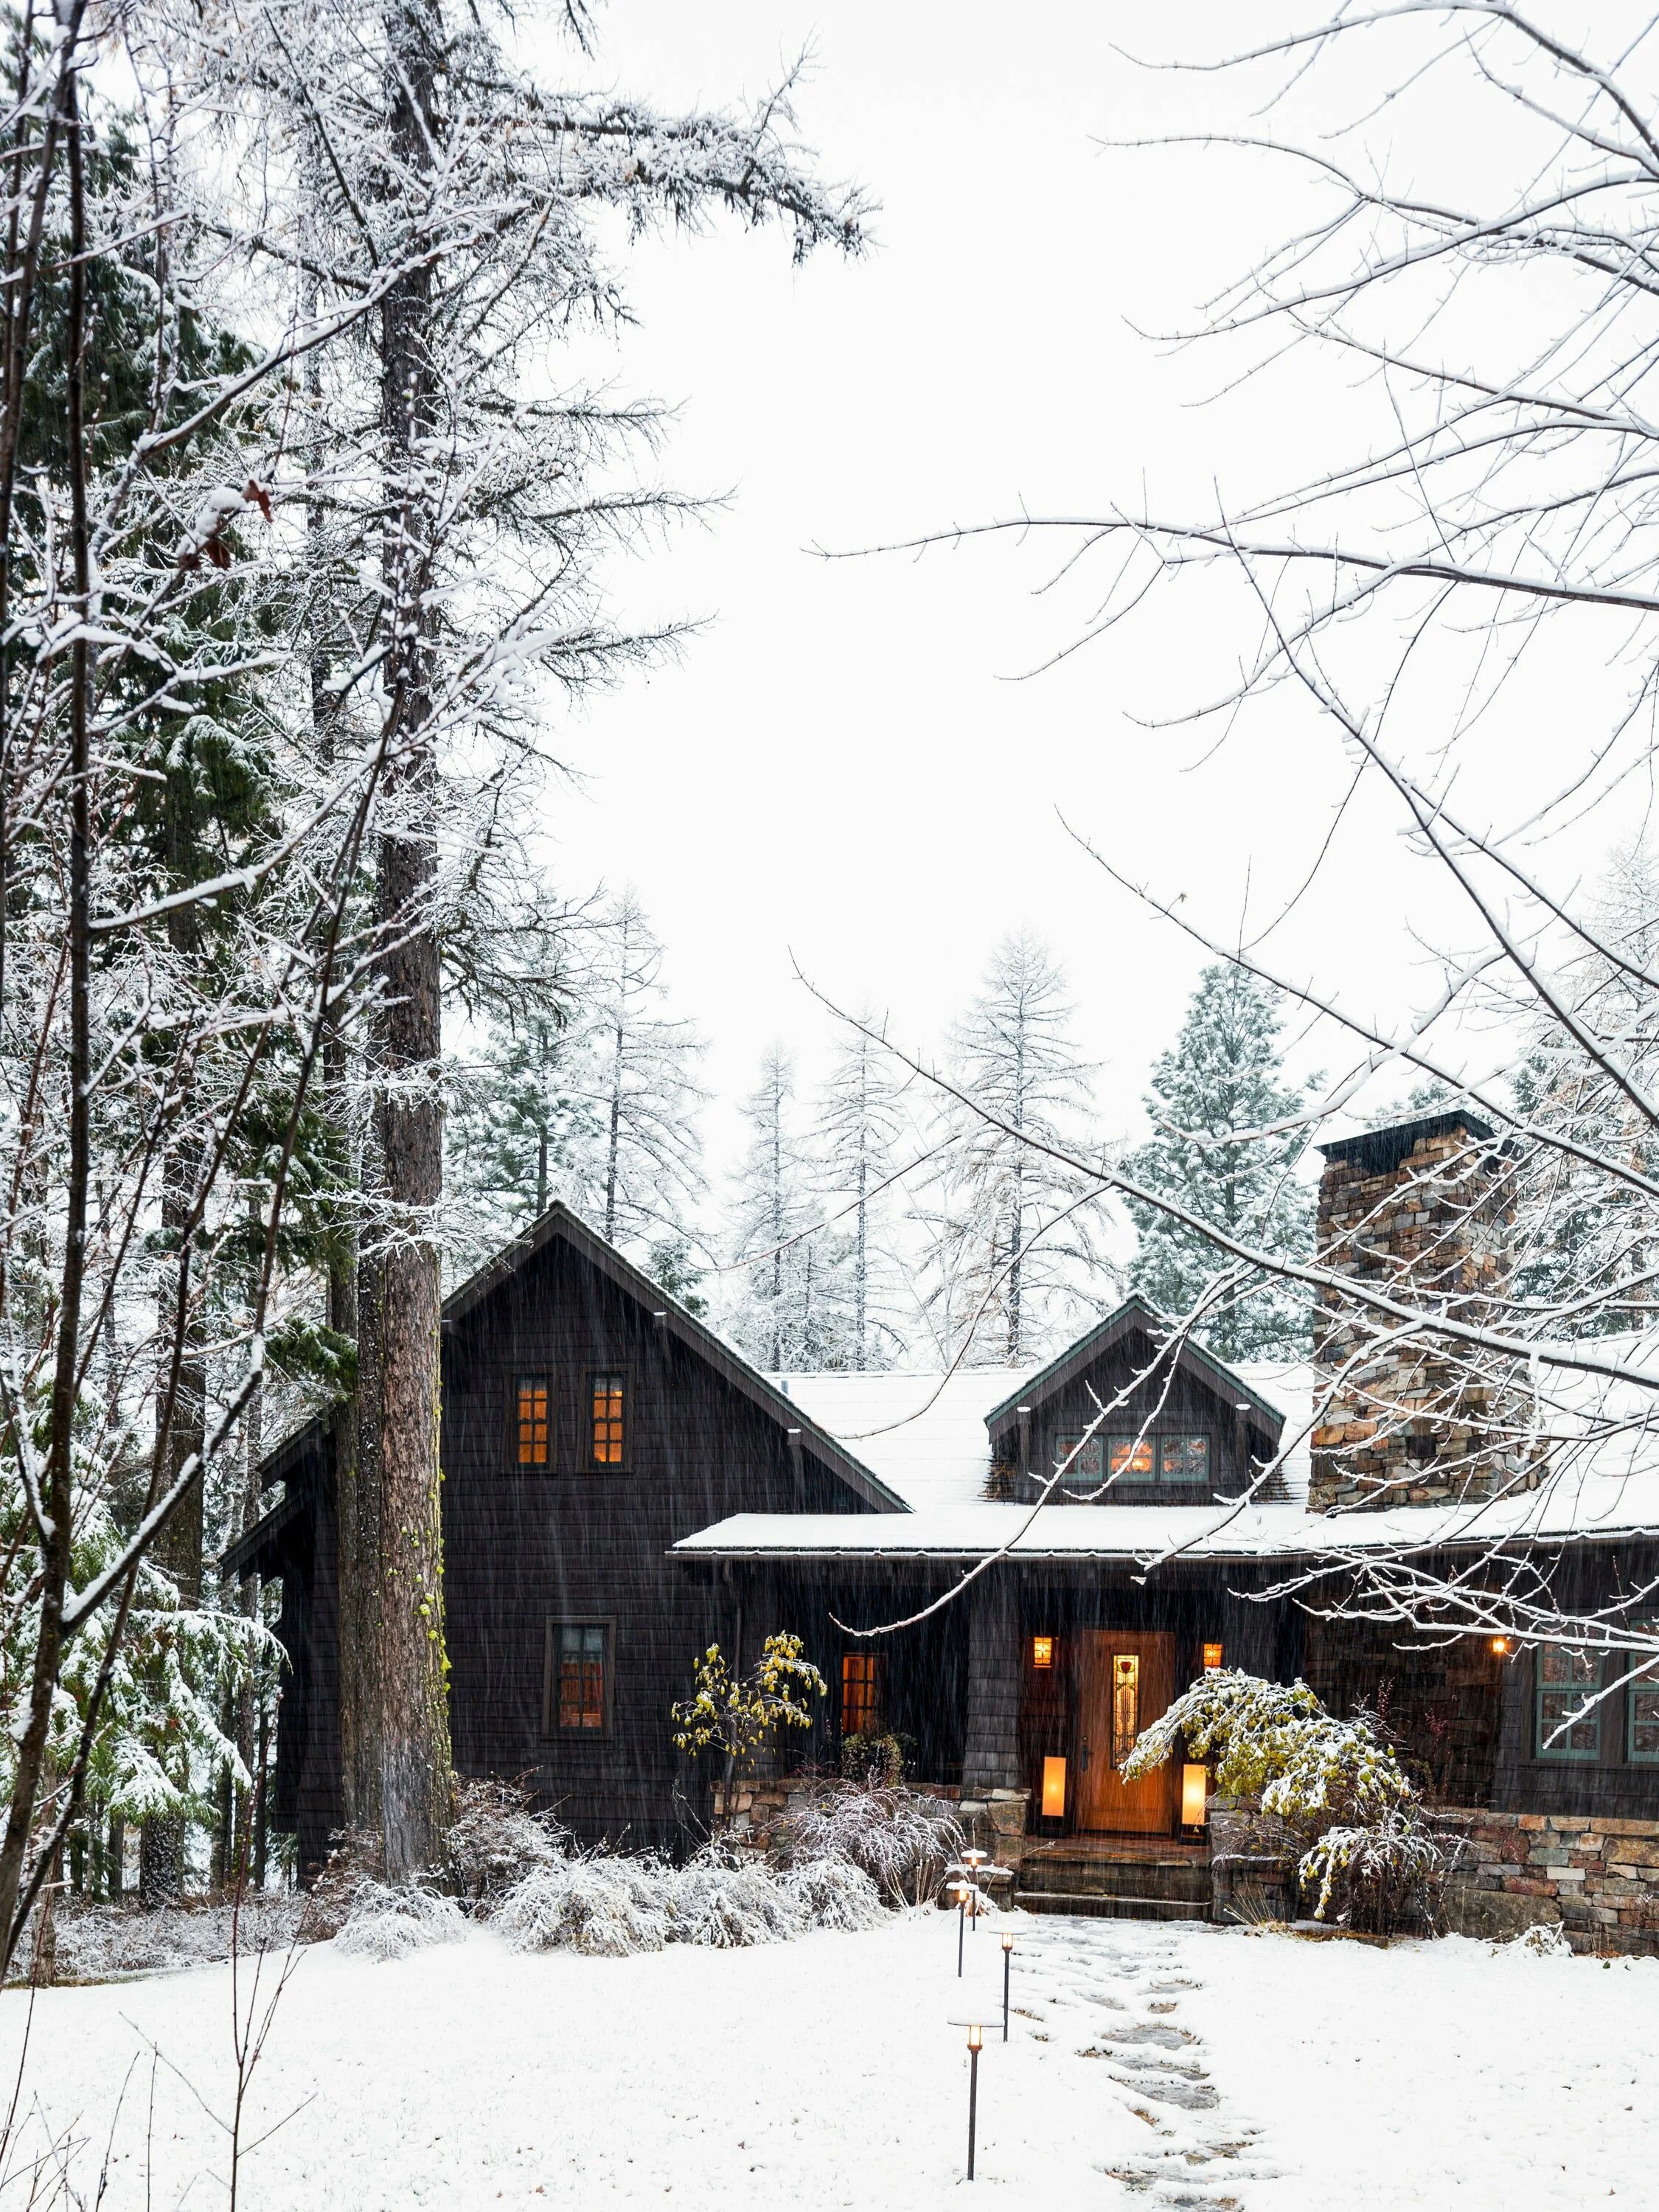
[{"x1": 232, "y1": 1110, "x2": 1659, "y2": 1948}]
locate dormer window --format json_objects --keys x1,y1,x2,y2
[{"x1": 1056, "y1": 1434, "x2": 1106, "y2": 1483}]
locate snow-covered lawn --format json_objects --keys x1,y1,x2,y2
[{"x1": 1, "y1": 1910, "x2": 1655, "y2": 2208}]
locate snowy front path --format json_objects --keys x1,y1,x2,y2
[{"x1": 1, "y1": 1911, "x2": 1655, "y2": 2208}]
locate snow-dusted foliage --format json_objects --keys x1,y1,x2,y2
[
  {"x1": 775, "y1": 1857, "x2": 886, "y2": 1933},
  {"x1": 493, "y1": 1855, "x2": 673, "y2": 1958},
  {"x1": 1506, "y1": 1919, "x2": 1573, "y2": 1958},
  {"x1": 773, "y1": 1781, "x2": 964, "y2": 1907},
  {"x1": 1125, "y1": 1669, "x2": 1436, "y2": 1933},
  {"x1": 447, "y1": 1778, "x2": 570, "y2": 1902},
  {"x1": 334, "y1": 1878, "x2": 466, "y2": 1962},
  {"x1": 1124, "y1": 964, "x2": 1315, "y2": 1360},
  {"x1": 35, "y1": 1896, "x2": 308, "y2": 1983},
  {"x1": 668, "y1": 1847, "x2": 806, "y2": 1950}
]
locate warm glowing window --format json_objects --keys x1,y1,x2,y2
[
  {"x1": 1031, "y1": 1634, "x2": 1055, "y2": 1670},
  {"x1": 553, "y1": 1623, "x2": 607, "y2": 1731},
  {"x1": 590, "y1": 1371, "x2": 625, "y2": 1466},
  {"x1": 1040, "y1": 1756, "x2": 1067, "y2": 1818},
  {"x1": 515, "y1": 1377, "x2": 551, "y2": 1467},
  {"x1": 841, "y1": 1652, "x2": 883, "y2": 1738},
  {"x1": 1110, "y1": 1652, "x2": 1141, "y2": 1764},
  {"x1": 1537, "y1": 1643, "x2": 1601, "y2": 1761},
  {"x1": 1106, "y1": 1436, "x2": 1155, "y2": 1480},
  {"x1": 1203, "y1": 1642, "x2": 1224, "y2": 1672}
]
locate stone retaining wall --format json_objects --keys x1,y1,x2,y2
[{"x1": 1437, "y1": 1808, "x2": 1659, "y2": 1955}]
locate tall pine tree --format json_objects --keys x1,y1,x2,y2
[{"x1": 1124, "y1": 964, "x2": 1314, "y2": 1360}]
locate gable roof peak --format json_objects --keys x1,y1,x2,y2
[{"x1": 983, "y1": 1293, "x2": 1287, "y2": 1439}]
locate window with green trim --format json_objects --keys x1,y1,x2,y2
[
  {"x1": 1628, "y1": 1633, "x2": 1659, "y2": 1764},
  {"x1": 1536, "y1": 1643, "x2": 1603, "y2": 1761}
]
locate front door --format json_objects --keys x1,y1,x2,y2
[{"x1": 1077, "y1": 1630, "x2": 1177, "y2": 1833}]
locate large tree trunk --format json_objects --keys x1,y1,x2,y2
[{"x1": 349, "y1": 0, "x2": 453, "y2": 1879}]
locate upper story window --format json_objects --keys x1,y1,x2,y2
[
  {"x1": 515, "y1": 1377, "x2": 552, "y2": 1468},
  {"x1": 1536, "y1": 1643, "x2": 1602, "y2": 1761},
  {"x1": 590, "y1": 1371, "x2": 625, "y2": 1467},
  {"x1": 1062, "y1": 1433, "x2": 1210, "y2": 1486}
]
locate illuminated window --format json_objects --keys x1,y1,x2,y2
[
  {"x1": 1106, "y1": 1437, "x2": 1155, "y2": 1480},
  {"x1": 1055, "y1": 1434, "x2": 1105, "y2": 1482},
  {"x1": 1536, "y1": 1644, "x2": 1601, "y2": 1761},
  {"x1": 1040, "y1": 1756, "x2": 1067, "y2": 1818},
  {"x1": 1031, "y1": 1634, "x2": 1055, "y2": 1670},
  {"x1": 549, "y1": 1622, "x2": 608, "y2": 1733},
  {"x1": 1161, "y1": 1436, "x2": 1209, "y2": 1484},
  {"x1": 515, "y1": 1377, "x2": 551, "y2": 1467},
  {"x1": 590, "y1": 1371, "x2": 625, "y2": 1466},
  {"x1": 841, "y1": 1652, "x2": 883, "y2": 1738},
  {"x1": 1629, "y1": 1630, "x2": 1659, "y2": 1764},
  {"x1": 1202, "y1": 1642, "x2": 1224, "y2": 1672},
  {"x1": 1110, "y1": 1652, "x2": 1141, "y2": 1764}
]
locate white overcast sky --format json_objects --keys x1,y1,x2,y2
[{"x1": 507, "y1": 3, "x2": 1627, "y2": 1184}]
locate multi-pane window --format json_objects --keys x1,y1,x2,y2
[
  {"x1": 1086, "y1": 1434, "x2": 1211, "y2": 1484},
  {"x1": 553, "y1": 1623, "x2": 608, "y2": 1732},
  {"x1": 515, "y1": 1377, "x2": 552, "y2": 1467},
  {"x1": 1536, "y1": 1643, "x2": 1603, "y2": 1760},
  {"x1": 1056, "y1": 1434, "x2": 1105, "y2": 1482},
  {"x1": 1629, "y1": 1632, "x2": 1659, "y2": 1764},
  {"x1": 590, "y1": 1372, "x2": 625, "y2": 1467},
  {"x1": 841, "y1": 1652, "x2": 883, "y2": 1738}
]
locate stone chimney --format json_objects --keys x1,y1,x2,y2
[{"x1": 1310, "y1": 1110, "x2": 1538, "y2": 1513}]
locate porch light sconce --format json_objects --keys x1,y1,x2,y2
[
  {"x1": 1202, "y1": 1642, "x2": 1224, "y2": 1672},
  {"x1": 1040, "y1": 1756, "x2": 1067, "y2": 1819},
  {"x1": 1490, "y1": 1636, "x2": 1512, "y2": 1657},
  {"x1": 1032, "y1": 1634, "x2": 1054, "y2": 1669},
  {"x1": 1180, "y1": 1763, "x2": 1209, "y2": 1829}
]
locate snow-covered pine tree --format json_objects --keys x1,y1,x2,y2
[
  {"x1": 813, "y1": 1021, "x2": 911, "y2": 1369},
  {"x1": 1509, "y1": 841, "x2": 1659, "y2": 1335},
  {"x1": 446, "y1": 1017, "x2": 599, "y2": 1270},
  {"x1": 569, "y1": 891, "x2": 708, "y2": 1259},
  {"x1": 723, "y1": 1048, "x2": 854, "y2": 1370},
  {"x1": 915, "y1": 931, "x2": 1111, "y2": 1366},
  {"x1": 1124, "y1": 964, "x2": 1315, "y2": 1360}
]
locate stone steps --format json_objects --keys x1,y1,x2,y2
[
  {"x1": 1019, "y1": 1854, "x2": 1212, "y2": 1905},
  {"x1": 1015, "y1": 1887, "x2": 1212, "y2": 1922}
]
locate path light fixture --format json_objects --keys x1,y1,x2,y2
[
  {"x1": 1001, "y1": 1933, "x2": 1014, "y2": 2041},
  {"x1": 963, "y1": 1848, "x2": 987, "y2": 1933},
  {"x1": 954, "y1": 1880, "x2": 969, "y2": 1976},
  {"x1": 966, "y1": 2023, "x2": 983, "y2": 2180}
]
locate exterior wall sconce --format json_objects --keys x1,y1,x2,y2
[
  {"x1": 1203, "y1": 1642, "x2": 1224, "y2": 1672},
  {"x1": 1180, "y1": 1763, "x2": 1209, "y2": 1829},
  {"x1": 1040, "y1": 1756, "x2": 1067, "y2": 1819},
  {"x1": 1032, "y1": 1634, "x2": 1054, "y2": 1669},
  {"x1": 1490, "y1": 1636, "x2": 1512, "y2": 1657}
]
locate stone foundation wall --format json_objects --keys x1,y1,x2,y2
[{"x1": 1437, "y1": 1809, "x2": 1659, "y2": 1955}]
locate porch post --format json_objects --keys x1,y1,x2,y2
[{"x1": 961, "y1": 1571, "x2": 1021, "y2": 1796}]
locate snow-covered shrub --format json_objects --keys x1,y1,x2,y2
[
  {"x1": 1124, "y1": 1667, "x2": 1435, "y2": 1935},
  {"x1": 774, "y1": 1780, "x2": 964, "y2": 1906},
  {"x1": 1121, "y1": 1669, "x2": 1324, "y2": 1800},
  {"x1": 1298, "y1": 1808, "x2": 1445, "y2": 1932},
  {"x1": 334, "y1": 1877, "x2": 466, "y2": 1961},
  {"x1": 493, "y1": 1854, "x2": 672, "y2": 1957},
  {"x1": 1505, "y1": 1919, "x2": 1573, "y2": 1958},
  {"x1": 776, "y1": 1856, "x2": 886, "y2": 1933},
  {"x1": 44, "y1": 1896, "x2": 309, "y2": 1983},
  {"x1": 668, "y1": 1843, "x2": 806, "y2": 1948},
  {"x1": 448, "y1": 1777, "x2": 569, "y2": 1904}
]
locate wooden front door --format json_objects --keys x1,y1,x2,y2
[{"x1": 1077, "y1": 1630, "x2": 1177, "y2": 1834}]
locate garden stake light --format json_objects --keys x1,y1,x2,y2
[
  {"x1": 963, "y1": 1847, "x2": 986, "y2": 1934},
  {"x1": 966, "y1": 2023, "x2": 982, "y2": 2180},
  {"x1": 1001, "y1": 1933, "x2": 1013, "y2": 2041},
  {"x1": 955, "y1": 1881, "x2": 967, "y2": 1976}
]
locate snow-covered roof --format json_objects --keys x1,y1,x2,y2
[{"x1": 770, "y1": 1360, "x2": 1315, "y2": 1512}]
